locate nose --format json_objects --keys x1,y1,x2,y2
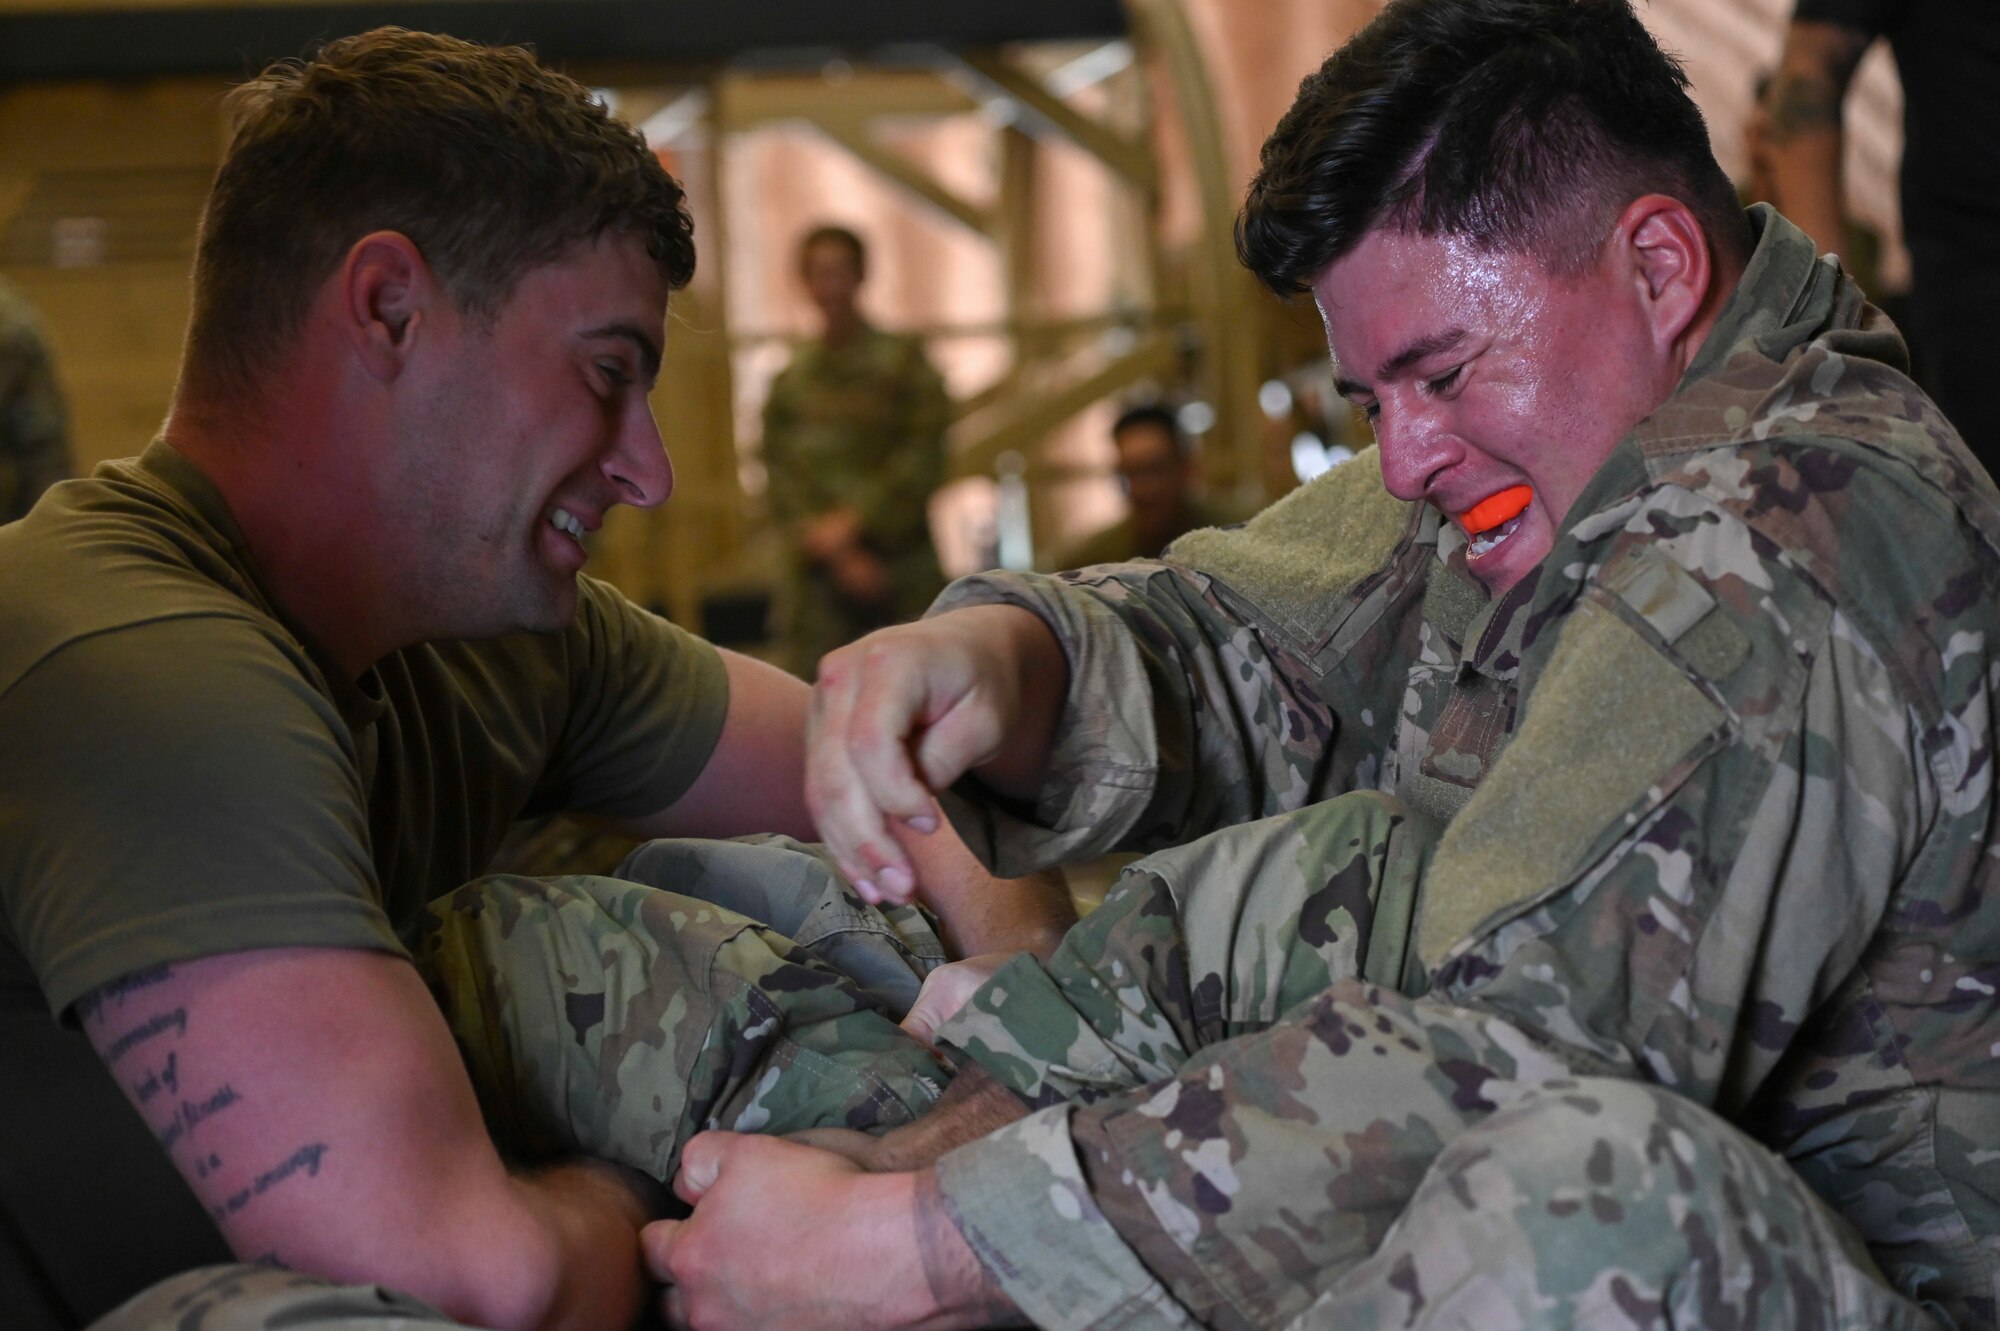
[
  {"x1": 1371, "y1": 397, "x2": 1461, "y2": 503},
  {"x1": 606, "y1": 398, "x2": 674, "y2": 508}
]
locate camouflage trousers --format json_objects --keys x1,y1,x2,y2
[
  {"x1": 90, "y1": 801, "x2": 1933, "y2": 1330},
  {"x1": 88, "y1": 836, "x2": 951, "y2": 1331},
  {"x1": 934, "y1": 792, "x2": 1939, "y2": 1331}
]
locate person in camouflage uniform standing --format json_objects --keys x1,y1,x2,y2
[
  {"x1": 763, "y1": 225, "x2": 951, "y2": 677},
  {"x1": 0, "y1": 276, "x2": 73, "y2": 523},
  {"x1": 631, "y1": 1, "x2": 1999, "y2": 1327}
]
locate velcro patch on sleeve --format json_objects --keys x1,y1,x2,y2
[
  {"x1": 1415, "y1": 595, "x2": 1729, "y2": 968},
  {"x1": 1600, "y1": 543, "x2": 1750, "y2": 682}
]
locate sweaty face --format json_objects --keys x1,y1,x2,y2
[
  {"x1": 1313, "y1": 228, "x2": 1668, "y2": 594},
  {"x1": 392, "y1": 232, "x2": 673, "y2": 638}
]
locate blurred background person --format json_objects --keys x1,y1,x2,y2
[
  {"x1": 1055, "y1": 401, "x2": 1245, "y2": 568},
  {"x1": 0, "y1": 276, "x2": 72, "y2": 523},
  {"x1": 761, "y1": 224, "x2": 950, "y2": 677},
  {"x1": 1763, "y1": 1, "x2": 2000, "y2": 478}
]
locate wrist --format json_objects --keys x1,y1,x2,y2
[
  {"x1": 839, "y1": 1168, "x2": 1021, "y2": 1331},
  {"x1": 900, "y1": 1168, "x2": 1026, "y2": 1329},
  {"x1": 961, "y1": 605, "x2": 1066, "y2": 798}
]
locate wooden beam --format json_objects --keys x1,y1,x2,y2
[
  {"x1": 715, "y1": 69, "x2": 980, "y2": 128},
  {"x1": 1128, "y1": 0, "x2": 1263, "y2": 492},
  {"x1": 812, "y1": 118, "x2": 996, "y2": 236},
  {"x1": 952, "y1": 333, "x2": 1179, "y2": 478},
  {"x1": 955, "y1": 50, "x2": 1156, "y2": 194}
]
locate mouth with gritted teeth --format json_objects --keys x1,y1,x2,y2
[
  {"x1": 549, "y1": 507, "x2": 586, "y2": 540},
  {"x1": 1466, "y1": 512, "x2": 1525, "y2": 558},
  {"x1": 1456, "y1": 484, "x2": 1532, "y2": 562}
]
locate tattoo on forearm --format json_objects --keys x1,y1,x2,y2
[
  {"x1": 1767, "y1": 73, "x2": 1845, "y2": 138},
  {"x1": 131, "y1": 1050, "x2": 179, "y2": 1105},
  {"x1": 209, "y1": 1142, "x2": 330, "y2": 1224},
  {"x1": 150, "y1": 1075, "x2": 239, "y2": 1152},
  {"x1": 1767, "y1": 28, "x2": 1873, "y2": 141},
  {"x1": 914, "y1": 1171, "x2": 1025, "y2": 1326},
  {"x1": 102, "y1": 1007, "x2": 189, "y2": 1064},
  {"x1": 75, "y1": 964, "x2": 176, "y2": 1027}
]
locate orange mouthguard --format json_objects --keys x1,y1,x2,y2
[{"x1": 1459, "y1": 485, "x2": 1533, "y2": 536}]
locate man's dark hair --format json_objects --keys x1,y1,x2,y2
[
  {"x1": 1236, "y1": 0, "x2": 1751, "y2": 295},
  {"x1": 1112, "y1": 403, "x2": 1192, "y2": 460},
  {"x1": 184, "y1": 27, "x2": 696, "y2": 401},
  {"x1": 798, "y1": 224, "x2": 868, "y2": 280}
]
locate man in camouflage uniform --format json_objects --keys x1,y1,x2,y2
[
  {"x1": 636, "y1": 0, "x2": 1998, "y2": 1327},
  {"x1": 763, "y1": 224, "x2": 951, "y2": 676},
  {"x1": 0, "y1": 276, "x2": 73, "y2": 522}
]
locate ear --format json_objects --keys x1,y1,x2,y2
[
  {"x1": 1608, "y1": 194, "x2": 1713, "y2": 353},
  {"x1": 337, "y1": 231, "x2": 437, "y2": 384}
]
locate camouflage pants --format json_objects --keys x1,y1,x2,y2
[
  {"x1": 89, "y1": 801, "x2": 1932, "y2": 1330},
  {"x1": 612, "y1": 833, "x2": 947, "y2": 1016},
  {"x1": 935, "y1": 792, "x2": 1937, "y2": 1330},
  {"x1": 88, "y1": 842, "x2": 951, "y2": 1331}
]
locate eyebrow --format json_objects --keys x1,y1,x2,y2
[
  {"x1": 1334, "y1": 326, "x2": 1470, "y2": 398},
  {"x1": 584, "y1": 322, "x2": 663, "y2": 386}
]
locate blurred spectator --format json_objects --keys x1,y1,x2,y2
[
  {"x1": 1764, "y1": 3, "x2": 2000, "y2": 477},
  {"x1": 1056, "y1": 403, "x2": 1245, "y2": 568},
  {"x1": 0, "y1": 277, "x2": 73, "y2": 523},
  {"x1": 761, "y1": 225, "x2": 950, "y2": 677}
]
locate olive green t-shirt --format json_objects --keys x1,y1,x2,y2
[{"x1": 0, "y1": 441, "x2": 730, "y2": 1020}]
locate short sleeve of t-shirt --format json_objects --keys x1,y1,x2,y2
[
  {"x1": 509, "y1": 575, "x2": 730, "y2": 823},
  {"x1": 0, "y1": 613, "x2": 400, "y2": 1019}
]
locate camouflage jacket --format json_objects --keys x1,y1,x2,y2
[
  {"x1": 934, "y1": 209, "x2": 2000, "y2": 1326},
  {"x1": 0, "y1": 279, "x2": 72, "y2": 524},
  {"x1": 762, "y1": 324, "x2": 950, "y2": 565}
]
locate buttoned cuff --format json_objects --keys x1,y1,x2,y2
[{"x1": 936, "y1": 1104, "x2": 1197, "y2": 1331}]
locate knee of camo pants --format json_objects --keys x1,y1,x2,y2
[
  {"x1": 85, "y1": 1264, "x2": 461, "y2": 1331},
  {"x1": 414, "y1": 873, "x2": 949, "y2": 1182},
  {"x1": 614, "y1": 834, "x2": 945, "y2": 1018},
  {"x1": 936, "y1": 791, "x2": 1437, "y2": 1107},
  {"x1": 1286, "y1": 1077, "x2": 1941, "y2": 1331}
]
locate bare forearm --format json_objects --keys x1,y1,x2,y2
[
  {"x1": 1764, "y1": 20, "x2": 1873, "y2": 266},
  {"x1": 81, "y1": 951, "x2": 656, "y2": 1331},
  {"x1": 931, "y1": 869, "x2": 1076, "y2": 960},
  {"x1": 792, "y1": 1064, "x2": 1031, "y2": 1174},
  {"x1": 1764, "y1": 119, "x2": 1845, "y2": 262},
  {"x1": 895, "y1": 813, "x2": 1076, "y2": 959}
]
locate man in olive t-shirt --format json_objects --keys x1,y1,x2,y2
[{"x1": 0, "y1": 30, "x2": 1074, "y2": 1331}]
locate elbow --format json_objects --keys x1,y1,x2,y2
[{"x1": 423, "y1": 1198, "x2": 571, "y2": 1331}]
